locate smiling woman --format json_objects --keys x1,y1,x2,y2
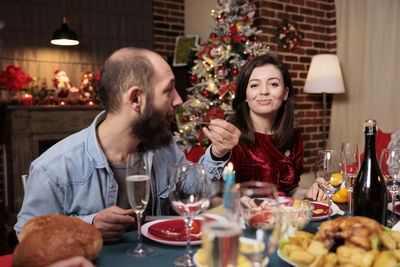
[{"x1": 228, "y1": 54, "x2": 326, "y2": 201}]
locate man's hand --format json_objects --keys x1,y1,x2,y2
[
  {"x1": 306, "y1": 178, "x2": 327, "y2": 201},
  {"x1": 93, "y1": 206, "x2": 135, "y2": 243},
  {"x1": 202, "y1": 119, "x2": 241, "y2": 158}
]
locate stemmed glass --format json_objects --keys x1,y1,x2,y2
[
  {"x1": 125, "y1": 153, "x2": 153, "y2": 257},
  {"x1": 380, "y1": 148, "x2": 400, "y2": 227},
  {"x1": 341, "y1": 143, "x2": 360, "y2": 216},
  {"x1": 238, "y1": 181, "x2": 281, "y2": 267},
  {"x1": 169, "y1": 162, "x2": 211, "y2": 266},
  {"x1": 314, "y1": 150, "x2": 344, "y2": 220}
]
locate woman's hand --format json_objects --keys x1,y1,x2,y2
[
  {"x1": 306, "y1": 178, "x2": 327, "y2": 201},
  {"x1": 202, "y1": 119, "x2": 241, "y2": 158}
]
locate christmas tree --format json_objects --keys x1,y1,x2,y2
[{"x1": 173, "y1": 0, "x2": 270, "y2": 152}]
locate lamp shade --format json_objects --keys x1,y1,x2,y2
[
  {"x1": 304, "y1": 54, "x2": 345, "y2": 94},
  {"x1": 51, "y1": 10, "x2": 79, "y2": 46}
]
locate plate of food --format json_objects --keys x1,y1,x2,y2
[
  {"x1": 142, "y1": 214, "x2": 226, "y2": 246},
  {"x1": 142, "y1": 218, "x2": 203, "y2": 246},
  {"x1": 278, "y1": 216, "x2": 400, "y2": 266},
  {"x1": 310, "y1": 201, "x2": 329, "y2": 221}
]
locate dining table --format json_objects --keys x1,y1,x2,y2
[{"x1": 97, "y1": 203, "x2": 348, "y2": 267}]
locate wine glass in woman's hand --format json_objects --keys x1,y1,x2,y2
[
  {"x1": 314, "y1": 150, "x2": 344, "y2": 220},
  {"x1": 169, "y1": 162, "x2": 211, "y2": 267}
]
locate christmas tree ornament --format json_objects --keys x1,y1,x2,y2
[
  {"x1": 216, "y1": 66, "x2": 228, "y2": 79},
  {"x1": 189, "y1": 75, "x2": 197, "y2": 82}
]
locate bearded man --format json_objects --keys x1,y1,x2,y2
[{"x1": 14, "y1": 48, "x2": 240, "y2": 243}]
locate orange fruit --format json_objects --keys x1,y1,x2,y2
[
  {"x1": 329, "y1": 173, "x2": 341, "y2": 186},
  {"x1": 333, "y1": 186, "x2": 348, "y2": 203}
]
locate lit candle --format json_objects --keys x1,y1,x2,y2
[
  {"x1": 223, "y1": 162, "x2": 235, "y2": 184},
  {"x1": 59, "y1": 100, "x2": 66, "y2": 106},
  {"x1": 223, "y1": 162, "x2": 235, "y2": 209},
  {"x1": 22, "y1": 93, "x2": 33, "y2": 106}
]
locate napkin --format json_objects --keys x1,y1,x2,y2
[
  {"x1": 330, "y1": 201, "x2": 345, "y2": 216},
  {"x1": 392, "y1": 220, "x2": 400, "y2": 231}
]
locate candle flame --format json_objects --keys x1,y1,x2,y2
[{"x1": 227, "y1": 162, "x2": 233, "y2": 172}]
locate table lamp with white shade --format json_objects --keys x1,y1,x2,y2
[{"x1": 304, "y1": 54, "x2": 345, "y2": 148}]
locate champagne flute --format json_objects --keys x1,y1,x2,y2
[
  {"x1": 314, "y1": 150, "x2": 344, "y2": 220},
  {"x1": 238, "y1": 181, "x2": 281, "y2": 267},
  {"x1": 341, "y1": 143, "x2": 360, "y2": 216},
  {"x1": 169, "y1": 162, "x2": 211, "y2": 267},
  {"x1": 126, "y1": 153, "x2": 153, "y2": 257},
  {"x1": 380, "y1": 148, "x2": 400, "y2": 227}
]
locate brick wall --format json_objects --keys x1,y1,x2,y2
[
  {"x1": 152, "y1": 0, "x2": 337, "y2": 172},
  {"x1": 152, "y1": 0, "x2": 185, "y2": 60},
  {"x1": 251, "y1": 0, "x2": 337, "y2": 172}
]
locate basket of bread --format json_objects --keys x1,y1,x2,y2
[
  {"x1": 13, "y1": 214, "x2": 103, "y2": 267},
  {"x1": 279, "y1": 216, "x2": 400, "y2": 267}
]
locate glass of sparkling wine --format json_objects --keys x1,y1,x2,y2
[
  {"x1": 201, "y1": 221, "x2": 242, "y2": 267},
  {"x1": 169, "y1": 162, "x2": 211, "y2": 267},
  {"x1": 341, "y1": 143, "x2": 360, "y2": 216},
  {"x1": 380, "y1": 148, "x2": 400, "y2": 227},
  {"x1": 314, "y1": 150, "x2": 344, "y2": 220},
  {"x1": 126, "y1": 153, "x2": 153, "y2": 257}
]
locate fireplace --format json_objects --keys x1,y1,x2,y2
[{"x1": 1, "y1": 105, "x2": 103, "y2": 214}]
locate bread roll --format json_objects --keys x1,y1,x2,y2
[{"x1": 13, "y1": 214, "x2": 103, "y2": 267}]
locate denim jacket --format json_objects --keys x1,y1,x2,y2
[{"x1": 14, "y1": 111, "x2": 227, "y2": 237}]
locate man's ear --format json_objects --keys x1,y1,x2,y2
[{"x1": 127, "y1": 86, "x2": 142, "y2": 113}]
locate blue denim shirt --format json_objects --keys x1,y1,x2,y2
[{"x1": 14, "y1": 111, "x2": 227, "y2": 237}]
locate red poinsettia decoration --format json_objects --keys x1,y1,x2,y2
[{"x1": 0, "y1": 65, "x2": 33, "y2": 91}]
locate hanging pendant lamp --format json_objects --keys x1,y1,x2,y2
[{"x1": 51, "y1": 10, "x2": 79, "y2": 46}]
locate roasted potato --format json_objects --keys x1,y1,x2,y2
[
  {"x1": 307, "y1": 240, "x2": 328, "y2": 256},
  {"x1": 289, "y1": 250, "x2": 316, "y2": 265},
  {"x1": 372, "y1": 251, "x2": 397, "y2": 267}
]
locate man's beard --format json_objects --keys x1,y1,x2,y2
[{"x1": 131, "y1": 102, "x2": 174, "y2": 151}]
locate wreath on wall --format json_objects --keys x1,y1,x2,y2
[{"x1": 277, "y1": 19, "x2": 303, "y2": 50}]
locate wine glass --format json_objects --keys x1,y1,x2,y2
[
  {"x1": 125, "y1": 153, "x2": 153, "y2": 257},
  {"x1": 169, "y1": 162, "x2": 211, "y2": 267},
  {"x1": 341, "y1": 143, "x2": 360, "y2": 216},
  {"x1": 314, "y1": 150, "x2": 344, "y2": 220},
  {"x1": 380, "y1": 148, "x2": 400, "y2": 227},
  {"x1": 238, "y1": 181, "x2": 281, "y2": 267}
]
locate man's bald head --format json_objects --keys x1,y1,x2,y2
[{"x1": 99, "y1": 47, "x2": 159, "y2": 114}]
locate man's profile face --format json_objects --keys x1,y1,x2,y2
[{"x1": 130, "y1": 52, "x2": 183, "y2": 151}]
